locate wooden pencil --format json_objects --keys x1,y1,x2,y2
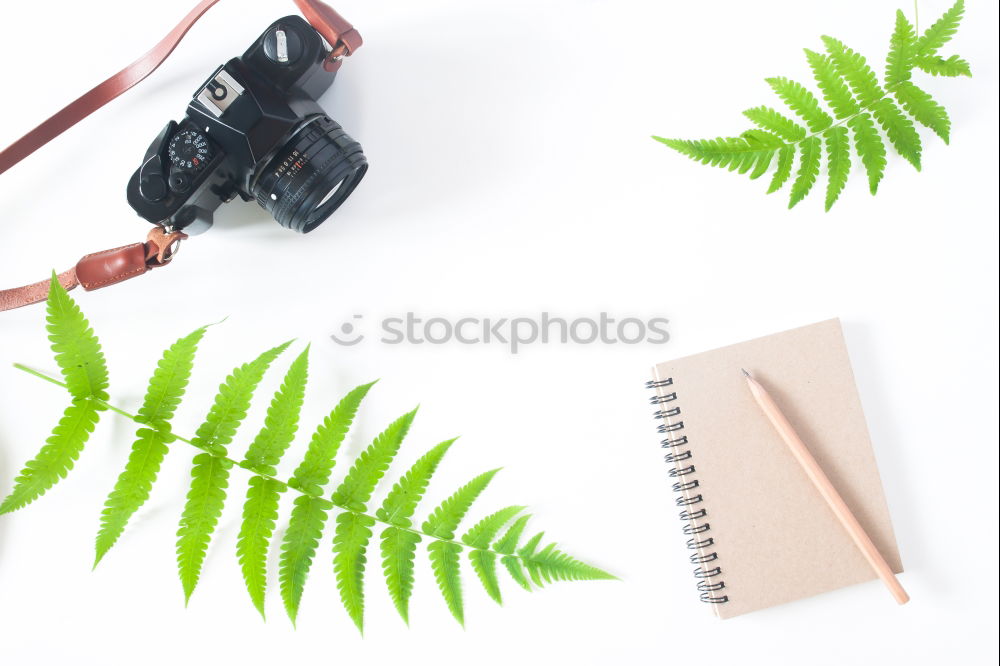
[{"x1": 741, "y1": 368, "x2": 910, "y2": 605}]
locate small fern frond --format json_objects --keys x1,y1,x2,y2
[
  {"x1": 804, "y1": 48, "x2": 859, "y2": 119},
  {"x1": 331, "y1": 410, "x2": 416, "y2": 512},
  {"x1": 95, "y1": 326, "x2": 208, "y2": 566},
  {"x1": 380, "y1": 526, "x2": 422, "y2": 624},
  {"x1": 916, "y1": 0, "x2": 964, "y2": 56},
  {"x1": 236, "y1": 476, "x2": 285, "y2": 618},
  {"x1": 848, "y1": 113, "x2": 887, "y2": 194},
  {"x1": 422, "y1": 469, "x2": 500, "y2": 540},
  {"x1": 428, "y1": 540, "x2": 464, "y2": 625},
  {"x1": 894, "y1": 82, "x2": 951, "y2": 143},
  {"x1": 765, "y1": 76, "x2": 832, "y2": 132},
  {"x1": 824, "y1": 126, "x2": 851, "y2": 212},
  {"x1": 279, "y1": 495, "x2": 332, "y2": 624},
  {"x1": 240, "y1": 346, "x2": 309, "y2": 476},
  {"x1": 333, "y1": 511, "x2": 376, "y2": 633},
  {"x1": 376, "y1": 439, "x2": 455, "y2": 527},
  {"x1": 0, "y1": 400, "x2": 100, "y2": 514},
  {"x1": 45, "y1": 273, "x2": 108, "y2": 402},
  {"x1": 176, "y1": 453, "x2": 231, "y2": 603},
  {"x1": 885, "y1": 10, "x2": 917, "y2": 87},
  {"x1": 191, "y1": 341, "x2": 291, "y2": 457},
  {"x1": 914, "y1": 54, "x2": 970, "y2": 77},
  {"x1": 656, "y1": 1, "x2": 968, "y2": 209},
  {"x1": 789, "y1": 136, "x2": 822, "y2": 208},
  {"x1": 742, "y1": 106, "x2": 806, "y2": 142},
  {"x1": 289, "y1": 382, "x2": 374, "y2": 496}
]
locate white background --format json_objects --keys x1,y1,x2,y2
[{"x1": 0, "y1": 1, "x2": 997, "y2": 664}]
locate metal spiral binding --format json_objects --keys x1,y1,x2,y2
[{"x1": 646, "y1": 376, "x2": 729, "y2": 605}]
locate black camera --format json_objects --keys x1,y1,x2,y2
[{"x1": 127, "y1": 16, "x2": 367, "y2": 235}]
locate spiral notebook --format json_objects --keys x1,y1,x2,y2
[{"x1": 648, "y1": 319, "x2": 903, "y2": 619}]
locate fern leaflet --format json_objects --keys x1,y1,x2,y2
[
  {"x1": 236, "y1": 476, "x2": 284, "y2": 618},
  {"x1": 94, "y1": 326, "x2": 207, "y2": 566},
  {"x1": 422, "y1": 469, "x2": 500, "y2": 540},
  {"x1": 0, "y1": 400, "x2": 100, "y2": 514},
  {"x1": 176, "y1": 452, "x2": 231, "y2": 603},
  {"x1": 916, "y1": 0, "x2": 964, "y2": 56},
  {"x1": 44, "y1": 273, "x2": 108, "y2": 402},
  {"x1": 331, "y1": 410, "x2": 416, "y2": 511},
  {"x1": 428, "y1": 540, "x2": 465, "y2": 625},
  {"x1": 279, "y1": 494, "x2": 332, "y2": 624},
  {"x1": 824, "y1": 126, "x2": 851, "y2": 212},
  {"x1": 380, "y1": 526, "x2": 422, "y2": 623},
  {"x1": 333, "y1": 511, "x2": 376, "y2": 633}
]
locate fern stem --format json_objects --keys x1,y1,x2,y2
[{"x1": 14, "y1": 363, "x2": 543, "y2": 565}]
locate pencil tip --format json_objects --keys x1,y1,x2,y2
[{"x1": 740, "y1": 368, "x2": 751, "y2": 378}]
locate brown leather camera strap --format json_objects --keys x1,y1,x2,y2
[{"x1": 0, "y1": 0, "x2": 361, "y2": 312}]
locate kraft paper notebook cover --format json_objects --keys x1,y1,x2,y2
[{"x1": 648, "y1": 319, "x2": 902, "y2": 619}]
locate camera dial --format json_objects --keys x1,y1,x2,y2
[{"x1": 167, "y1": 130, "x2": 213, "y2": 172}]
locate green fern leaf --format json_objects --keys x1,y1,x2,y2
[
  {"x1": 333, "y1": 511, "x2": 376, "y2": 633},
  {"x1": 95, "y1": 326, "x2": 207, "y2": 566},
  {"x1": 376, "y1": 439, "x2": 455, "y2": 527},
  {"x1": 191, "y1": 341, "x2": 291, "y2": 457},
  {"x1": 176, "y1": 452, "x2": 232, "y2": 603},
  {"x1": 872, "y1": 97, "x2": 922, "y2": 170},
  {"x1": 767, "y1": 145, "x2": 796, "y2": 194},
  {"x1": 894, "y1": 82, "x2": 951, "y2": 143},
  {"x1": 240, "y1": 346, "x2": 309, "y2": 476},
  {"x1": 652, "y1": 136, "x2": 777, "y2": 173},
  {"x1": 0, "y1": 400, "x2": 100, "y2": 514},
  {"x1": 380, "y1": 525, "x2": 422, "y2": 624},
  {"x1": 428, "y1": 540, "x2": 464, "y2": 625},
  {"x1": 518, "y1": 532, "x2": 546, "y2": 586},
  {"x1": 502, "y1": 555, "x2": 531, "y2": 591},
  {"x1": 789, "y1": 136, "x2": 822, "y2": 208},
  {"x1": 462, "y1": 506, "x2": 525, "y2": 549},
  {"x1": 914, "y1": 54, "x2": 971, "y2": 77},
  {"x1": 848, "y1": 112, "x2": 887, "y2": 194},
  {"x1": 422, "y1": 469, "x2": 500, "y2": 540},
  {"x1": 765, "y1": 76, "x2": 833, "y2": 132},
  {"x1": 742, "y1": 106, "x2": 806, "y2": 142},
  {"x1": 885, "y1": 10, "x2": 917, "y2": 87},
  {"x1": 804, "y1": 48, "x2": 860, "y2": 119},
  {"x1": 522, "y1": 543, "x2": 617, "y2": 585},
  {"x1": 289, "y1": 382, "x2": 374, "y2": 496},
  {"x1": 279, "y1": 494, "x2": 332, "y2": 624},
  {"x1": 469, "y1": 549, "x2": 502, "y2": 605},
  {"x1": 236, "y1": 476, "x2": 285, "y2": 618},
  {"x1": 824, "y1": 126, "x2": 851, "y2": 211},
  {"x1": 916, "y1": 0, "x2": 964, "y2": 56},
  {"x1": 45, "y1": 274, "x2": 108, "y2": 402},
  {"x1": 462, "y1": 506, "x2": 525, "y2": 605},
  {"x1": 822, "y1": 36, "x2": 884, "y2": 107},
  {"x1": 494, "y1": 513, "x2": 531, "y2": 554},
  {"x1": 331, "y1": 410, "x2": 416, "y2": 512}
]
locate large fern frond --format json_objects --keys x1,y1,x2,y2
[
  {"x1": 3, "y1": 279, "x2": 616, "y2": 628},
  {"x1": 654, "y1": 1, "x2": 970, "y2": 209}
]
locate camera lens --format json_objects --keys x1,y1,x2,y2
[{"x1": 252, "y1": 116, "x2": 367, "y2": 233}]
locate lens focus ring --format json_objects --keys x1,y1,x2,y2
[{"x1": 253, "y1": 116, "x2": 367, "y2": 233}]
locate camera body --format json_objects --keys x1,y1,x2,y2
[{"x1": 127, "y1": 15, "x2": 367, "y2": 235}]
